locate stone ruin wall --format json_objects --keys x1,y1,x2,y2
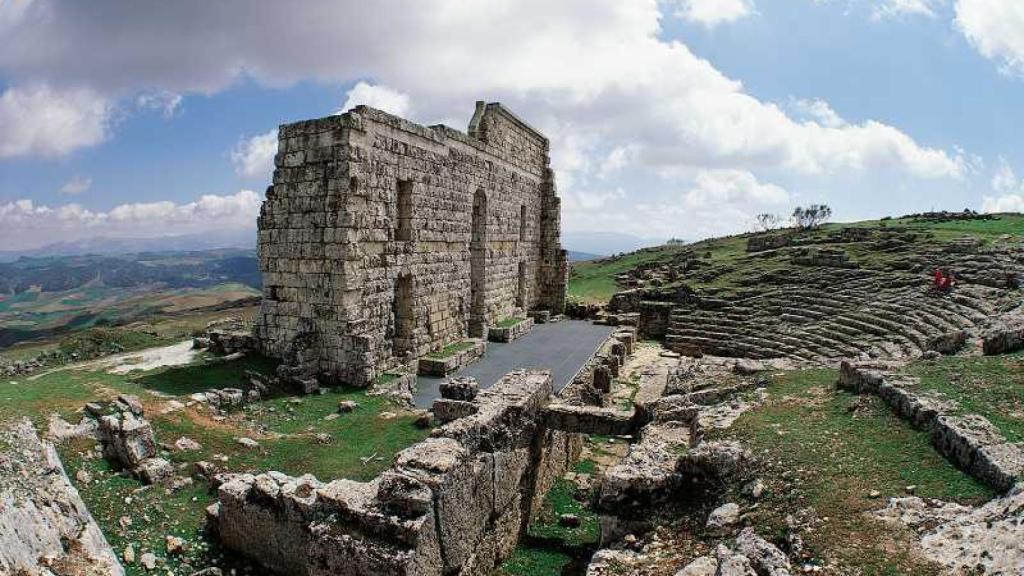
[
  {"x1": 255, "y1": 102, "x2": 567, "y2": 386},
  {"x1": 212, "y1": 370, "x2": 582, "y2": 576}
]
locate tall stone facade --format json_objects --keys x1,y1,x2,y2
[{"x1": 255, "y1": 102, "x2": 568, "y2": 386}]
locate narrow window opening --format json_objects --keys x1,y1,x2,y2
[
  {"x1": 396, "y1": 179, "x2": 413, "y2": 241},
  {"x1": 519, "y1": 205, "x2": 527, "y2": 241},
  {"x1": 470, "y1": 189, "x2": 488, "y2": 337},
  {"x1": 393, "y1": 274, "x2": 414, "y2": 357},
  {"x1": 517, "y1": 261, "x2": 528, "y2": 309}
]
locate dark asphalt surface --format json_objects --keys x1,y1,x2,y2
[{"x1": 414, "y1": 320, "x2": 616, "y2": 408}]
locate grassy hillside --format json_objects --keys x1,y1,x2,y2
[{"x1": 568, "y1": 213, "x2": 1024, "y2": 304}]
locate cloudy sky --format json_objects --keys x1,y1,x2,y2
[{"x1": 0, "y1": 0, "x2": 1022, "y2": 251}]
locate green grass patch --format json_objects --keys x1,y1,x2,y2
[
  {"x1": 574, "y1": 458, "x2": 597, "y2": 475},
  {"x1": 497, "y1": 547, "x2": 574, "y2": 576},
  {"x1": 152, "y1": 388, "x2": 430, "y2": 481},
  {"x1": 527, "y1": 478, "x2": 601, "y2": 547},
  {"x1": 373, "y1": 372, "x2": 400, "y2": 386},
  {"x1": 905, "y1": 351, "x2": 1024, "y2": 443},
  {"x1": 427, "y1": 340, "x2": 476, "y2": 359},
  {"x1": 721, "y1": 368, "x2": 993, "y2": 575},
  {"x1": 495, "y1": 317, "x2": 526, "y2": 328},
  {"x1": 60, "y1": 438, "x2": 255, "y2": 576},
  {"x1": 132, "y1": 354, "x2": 279, "y2": 396}
]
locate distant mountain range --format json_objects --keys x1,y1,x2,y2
[
  {"x1": 566, "y1": 251, "x2": 600, "y2": 262},
  {"x1": 562, "y1": 231, "x2": 664, "y2": 257},
  {"x1": 0, "y1": 229, "x2": 660, "y2": 265},
  {"x1": 0, "y1": 230, "x2": 257, "y2": 263},
  {"x1": 0, "y1": 249, "x2": 261, "y2": 296}
]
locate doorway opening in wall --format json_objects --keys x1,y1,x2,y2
[
  {"x1": 517, "y1": 261, "x2": 527, "y2": 309},
  {"x1": 396, "y1": 179, "x2": 413, "y2": 241},
  {"x1": 470, "y1": 189, "x2": 488, "y2": 337},
  {"x1": 393, "y1": 274, "x2": 414, "y2": 358}
]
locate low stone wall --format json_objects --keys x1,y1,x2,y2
[
  {"x1": 746, "y1": 233, "x2": 792, "y2": 253},
  {"x1": 417, "y1": 339, "x2": 487, "y2": 377},
  {"x1": 637, "y1": 301, "x2": 672, "y2": 340},
  {"x1": 982, "y1": 319, "x2": 1024, "y2": 356},
  {"x1": 369, "y1": 371, "x2": 419, "y2": 406},
  {"x1": 839, "y1": 361, "x2": 1023, "y2": 492},
  {"x1": 543, "y1": 404, "x2": 637, "y2": 436},
  {"x1": 487, "y1": 317, "x2": 534, "y2": 343},
  {"x1": 560, "y1": 329, "x2": 635, "y2": 403},
  {"x1": 213, "y1": 369, "x2": 582, "y2": 576},
  {"x1": 206, "y1": 328, "x2": 258, "y2": 355}
]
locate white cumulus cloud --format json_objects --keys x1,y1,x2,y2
[
  {"x1": 136, "y1": 91, "x2": 183, "y2": 118},
  {"x1": 684, "y1": 169, "x2": 789, "y2": 208},
  {"x1": 674, "y1": 0, "x2": 756, "y2": 27},
  {"x1": 981, "y1": 194, "x2": 1024, "y2": 213},
  {"x1": 0, "y1": 190, "x2": 263, "y2": 250},
  {"x1": 59, "y1": 175, "x2": 92, "y2": 195},
  {"x1": 0, "y1": 85, "x2": 111, "y2": 158},
  {"x1": 981, "y1": 159, "x2": 1024, "y2": 213},
  {"x1": 340, "y1": 82, "x2": 411, "y2": 117},
  {"x1": 232, "y1": 129, "x2": 278, "y2": 180},
  {"x1": 955, "y1": 0, "x2": 1024, "y2": 76},
  {"x1": 0, "y1": 0, "x2": 974, "y2": 240},
  {"x1": 872, "y1": 0, "x2": 940, "y2": 21}
]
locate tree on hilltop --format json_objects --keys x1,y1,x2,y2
[
  {"x1": 754, "y1": 213, "x2": 784, "y2": 232},
  {"x1": 792, "y1": 204, "x2": 832, "y2": 229}
]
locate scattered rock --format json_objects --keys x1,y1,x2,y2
[
  {"x1": 136, "y1": 457, "x2": 174, "y2": 485},
  {"x1": 75, "y1": 469, "x2": 92, "y2": 484},
  {"x1": 675, "y1": 556, "x2": 718, "y2": 576},
  {"x1": 715, "y1": 544, "x2": 757, "y2": 576},
  {"x1": 123, "y1": 544, "x2": 135, "y2": 564},
  {"x1": 378, "y1": 411, "x2": 398, "y2": 420},
  {"x1": 559, "y1": 513, "x2": 581, "y2": 527},
  {"x1": 235, "y1": 437, "x2": 260, "y2": 449},
  {"x1": 161, "y1": 400, "x2": 186, "y2": 414},
  {"x1": 706, "y1": 502, "x2": 741, "y2": 531},
  {"x1": 193, "y1": 461, "x2": 218, "y2": 479},
  {"x1": 743, "y1": 478, "x2": 765, "y2": 500},
  {"x1": 337, "y1": 400, "x2": 360, "y2": 413},
  {"x1": 735, "y1": 527, "x2": 792, "y2": 576},
  {"x1": 165, "y1": 535, "x2": 187, "y2": 555},
  {"x1": 439, "y1": 376, "x2": 479, "y2": 401},
  {"x1": 117, "y1": 394, "x2": 145, "y2": 416},
  {"x1": 140, "y1": 552, "x2": 157, "y2": 570},
  {"x1": 413, "y1": 411, "x2": 433, "y2": 428},
  {"x1": 314, "y1": 433, "x2": 332, "y2": 445},
  {"x1": 733, "y1": 359, "x2": 763, "y2": 375},
  {"x1": 174, "y1": 437, "x2": 202, "y2": 451}
]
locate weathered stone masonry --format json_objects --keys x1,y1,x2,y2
[{"x1": 255, "y1": 102, "x2": 568, "y2": 386}]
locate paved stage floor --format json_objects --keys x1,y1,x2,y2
[{"x1": 413, "y1": 320, "x2": 617, "y2": 408}]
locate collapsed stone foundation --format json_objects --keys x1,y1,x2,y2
[
  {"x1": 840, "y1": 361, "x2": 1023, "y2": 492},
  {"x1": 211, "y1": 370, "x2": 581, "y2": 575}
]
